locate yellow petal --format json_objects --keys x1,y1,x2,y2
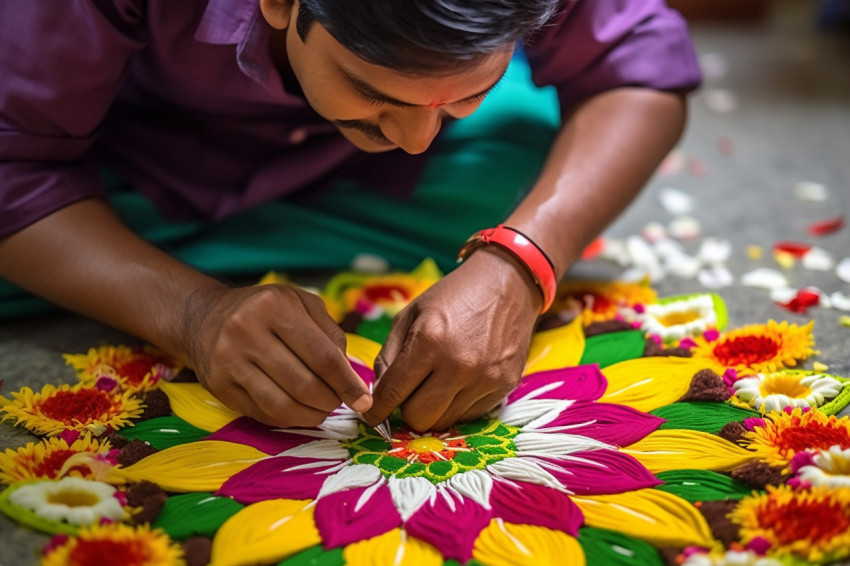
[
  {"x1": 473, "y1": 519, "x2": 585, "y2": 566},
  {"x1": 114, "y1": 441, "x2": 265, "y2": 491},
  {"x1": 159, "y1": 382, "x2": 240, "y2": 432},
  {"x1": 573, "y1": 488, "x2": 714, "y2": 548},
  {"x1": 600, "y1": 357, "x2": 706, "y2": 412},
  {"x1": 345, "y1": 333, "x2": 382, "y2": 369},
  {"x1": 210, "y1": 499, "x2": 319, "y2": 566},
  {"x1": 622, "y1": 429, "x2": 757, "y2": 473},
  {"x1": 343, "y1": 528, "x2": 442, "y2": 566},
  {"x1": 523, "y1": 316, "x2": 585, "y2": 376}
]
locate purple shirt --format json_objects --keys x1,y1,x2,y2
[{"x1": 0, "y1": 0, "x2": 700, "y2": 237}]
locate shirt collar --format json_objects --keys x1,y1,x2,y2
[{"x1": 195, "y1": 0, "x2": 277, "y2": 88}]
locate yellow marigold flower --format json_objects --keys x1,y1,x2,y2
[
  {"x1": 690, "y1": 320, "x2": 816, "y2": 377},
  {"x1": 730, "y1": 485, "x2": 850, "y2": 563},
  {"x1": 64, "y1": 345, "x2": 181, "y2": 392},
  {"x1": 742, "y1": 408, "x2": 850, "y2": 468},
  {"x1": 42, "y1": 522, "x2": 185, "y2": 566},
  {"x1": 1, "y1": 384, "x2": 143, "y2": 437},
  {"x1": 552, "y1": 280, "x2": 656, "y2": 325},
  {"x1": 0, "y1": 436, "x2": 114, "y2": 484}
]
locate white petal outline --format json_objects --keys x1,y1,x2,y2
[
  {"x1": 511, "y1": 380, "x2": 567, "y2": 402},
  {"x1": 487, "y1": 457, "x2": 568, "y2": 493},
  {"x1": 317, "y1": 463, "x2": 383, "y2": 500},
  {"x1": 513, "y1": 431, "x2": 614, "y2": 458},
  {"x1": 275, "y1": 416, "x2": 360, "y2": 440},
  {"x1": 388, "y1": 476, "x2": 436, "y2": 522},
  {"x1": 278, "y1": 439, "x2": 349, "y2": 460},
  {"x1": 497, "y1": 398, "x2": 573, "y2": 428},
  {"x1": 445, "y1": 469, "x2": 493, "y2": 510},
  {"x1": 354, "y1": 477, "x2": 387, "y2": 513}
]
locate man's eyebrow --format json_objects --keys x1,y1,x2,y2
[{"x1": 339, "y1": 66, "x2": 506, "y2": 108}]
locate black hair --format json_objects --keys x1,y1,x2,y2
[{"x1": 295, "y1": 0, "x2": 560, "y2": 74}]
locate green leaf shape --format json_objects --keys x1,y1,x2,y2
[
  {"x1": 654, "y1": 470, "x2": 754, "y2": 503},
  {"x1": 0, "y1": 480, "x2": 80, "y2": 535},
  {"x1": 578, "y1": 330, "x2": 647, "y2": 369},
  {"x1": 152, "y1": 492, "x2": 244, "y2": 540},
  {"x1": 278, "y1": 545, "x2": 344, "y2": 566},
  {"x1": 119, "y1": 415, "x2": 210, "y2": 450},
  {"x1": 651, "y1": 402, "x2": 759, "y2": 434},
  {"x1": 355, "y1": 315, "x2": 394, "y2": 345},
  {"x1": 657, "y1": 292, "x2": 728, "y2": 331},
  {"x1": 578, "y1": 526, "x2": 664, "y2": 566}
]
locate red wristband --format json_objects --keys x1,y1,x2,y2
[{"x1": 457, "y1": 224, "x2": 557, "y2": 314}]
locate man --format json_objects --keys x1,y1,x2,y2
[{"x1": 0, "y1": 0, "x2": 701, "y2": 431}]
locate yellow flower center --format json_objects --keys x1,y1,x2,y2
[
  {"x1": 48, "y1": 489, "x2": 101, "y2": 508},
  {"x1": 406, "y1": 437, "x2": 446, "y2": 454},
  {"x1": 761, "y1": 374, "x2": 811, "y2": 399},
  {"x1": 657, "y1": 311, "x2": 701, "y2": 327}
]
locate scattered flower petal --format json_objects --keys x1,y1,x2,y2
[
  {"x1": 793, "y1": 181, "x2": 829, "y2": 202},
  {"x1": 740, "y1": 268, "x2": 789, "y2": 290},
  {"x1": 669, "y1": 216, "x2": 701, "y2": 240},
  {"x1": 659, "y1": 187, "x2": 694, "y2": 215},
  {"x1": 807, "y1": 215, "x2": 844, "y2": 236}
]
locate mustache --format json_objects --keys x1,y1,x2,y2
[{"x1": 332, "y1": 119, "x2": 393, "y2": 145}]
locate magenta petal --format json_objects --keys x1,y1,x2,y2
[
  {"x1": 490, "y1": 480, "x2": 583, "y2": 536},
  {"x1": 537, "y1": 401, "x2": 664, "y2": 447},
  {"x1": 314, "y1": 484, "x2": 401, "y2": 548},
  {"x1": 405, "y1": 491, "x2": 491, "y2": 563},
  {"x1": 538, "y1": 450, "x2": 662, "y2": 495},
  {"x1": 206, "y1": 417, "x2": 319, "y2": 455},
  {"x1": 215, "y1": 456, "x2": 339, "y2": 503},
  {"x1": 350, "y1": 360, "x2": 375, "y2": 388},
  {"x1": 508, "y1": 365, "x2": 608, "y2": 405}
]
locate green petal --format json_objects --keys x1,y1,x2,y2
[
  {"x1": 578, "y1": 527, "x2": 664, "y2": 566},
  {"x1": 654, "y1": 469, "x2": 754, "y2": 502},
  {"x1": 277, "y1": 545, "x2": 344, "y2": 566},
  {"x1": 354, "y1": 316, "x2": 394, "y2": 344},
  {"x1": 579, "y1": 330, "x2": 647, "y2": 369},
  {"x1": 651, "y1": 402, "x2": 759, "y2": 434},
  {"x1": 152, "y1": 492, "x2": 244, "y2": 540},
  {"x1": 119, "y1": 415, "x2": 210, "y2": 450}
]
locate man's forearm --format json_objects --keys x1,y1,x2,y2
[
  {"x1": 0, "y1": 198, "x2": 224, "y2": 360},
  {"x1": 505, "y1": 87, "x2": 688, "y2": 278}
]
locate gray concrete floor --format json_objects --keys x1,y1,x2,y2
[{"x1": 1, "y1": 2, "x2": 849, "y2": 565}]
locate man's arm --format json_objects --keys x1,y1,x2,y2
[
  {"x1": 365, "y1": 86, "x2": 686, "y2": 431},
  {"x1": 0, "y1": 198, "x2": 373, "y2": 425}
]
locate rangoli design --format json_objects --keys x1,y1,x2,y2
[{"x1": 1, "y1": 260, "x2": 849, "y2": 566}]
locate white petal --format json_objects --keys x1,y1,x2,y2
[
  {"x1": 831, "y1": 292, "x2": 850, "y2": 311},
  {"x1": 498, "y1": 398, "x2": 573, "y2": 428},
  {"x1": 487, "y1": 458, "x2": 566, "y2": 492},
  {"x1": 703, "y1": 88, "x2": 738, "y2": 113},
  {"x1": 388, "y1": 476, "x2": 435, "y2": 522},
  {"x1": 770, "y1": 286, "x2": 798, "y2": 303},
  {"x1": 838, "y1": 258, "x2": 850, "y2": 284},
  {"x1": 317, "y1": 463, "x2": 382, "y2": 499},
  {"x1": 740, "y1": 268, "x2": 789, "y2": 290},
  {"x1": 794, "y1": 181, "x2": 829, "y2": 202},
  {"x1": 659, "y1": 187, "x2": 694, "y2": 215},
  {"x1": 641, "y1": 222, "x2": 668, "y2": 243},
  {"x1": 445, "y1": 469, "x2": 493, "y2": 510},
  {"x1": 277, "y1": 418, "x2": 360, "y2": 440},
  {"x1": 514, "y1": 432, "x2": 613, "y2": 458},
  {"x1": 698, "y1": 266, "x2": 733, "y2": 289},
  {"x1": 669, "y1": 216, "x2": 701, "y2": 240},
  {"x1": 355, "y1": 478, "x2": 387, "y2": 513},
  {"x1": 279, "y1": 439, "x2": 349, "y2": 460},
  {"x1": 699, "y1": 238, "x2": 731, "y2": 264},
  {"x1": 802, "y1": 247, "x2": 834, "y2": 271}
]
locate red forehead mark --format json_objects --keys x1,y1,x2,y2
[{"x1": 427, "y1": 100, "x2": 447, "y2": 108}]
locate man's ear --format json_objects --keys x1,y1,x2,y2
[{"x1": 260, "y1": 0, "x2": 295, "y2": 30}]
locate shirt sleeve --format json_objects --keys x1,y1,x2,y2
[
  {"x1": 524, "y1": 0, "x2": 702, "y2": 115},
  {"x1": 0, "y1": 0, "x2": 148, "y2": 237}
]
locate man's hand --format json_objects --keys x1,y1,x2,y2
[
  {"x1": 181, "y1": 284, "x2": 373, "y2": 428},
  {"x1": 363, "y1": 247, "x2": 541, "y2": 431}
]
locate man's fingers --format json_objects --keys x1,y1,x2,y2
[
  {"x1": 271, "y1": 306, "x2": 372, "y2": 413},
  {"x1": 252, "y1": 345, "x2": 341, "y2": 413},
  {"x1": 374, "y1": 311, "x2": 414, "y2": 380},
  {"x1": 457, "y1": 391, "x2": 507, "y2": 424},
  {"x1": 295, "y1": 288, "x2": 349, "y2": 352},
  {"x1": 234, "y1": 365, "x2": 331, "y2": 427},
  {"x1": 363, "y1": 336, "x2": 431, "y2": 426}
]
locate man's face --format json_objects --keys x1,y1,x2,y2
[{"x1": 279, "y1": 8, "x2": 513, "y2": 154}]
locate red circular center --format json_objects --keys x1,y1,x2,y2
[
  {"x1": 756, "y1": 494, "x2": 850, "y2": 545},
  {"x1": 364, "y1": 284, "x2": 411, "y2": 303},
  {"x1": 33, "y1": 449, "x2": 91, "y2": 479},
  {"x1": 68, "y1": 538, "x2": 152, "y2": 566},
  {"x1": 712, "y1": 335, "x2": 780, "y2": 367},
  {"x1": 39, "y1": 390, "x2": 113, "y2": 425},
  {"x1": 115, "y1": 354, "x2": 163, "y2": 386},
  {"x1": 776, "y1": 422, "x2": 850, "y2": 454}
]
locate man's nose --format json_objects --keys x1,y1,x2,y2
[{"x1": 380, "y1": 108, "x2": 441, "y2": 155}]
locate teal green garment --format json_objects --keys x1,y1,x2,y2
[{"x1": 0, "y1": 56, "x2": 559, "y2": 318}]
